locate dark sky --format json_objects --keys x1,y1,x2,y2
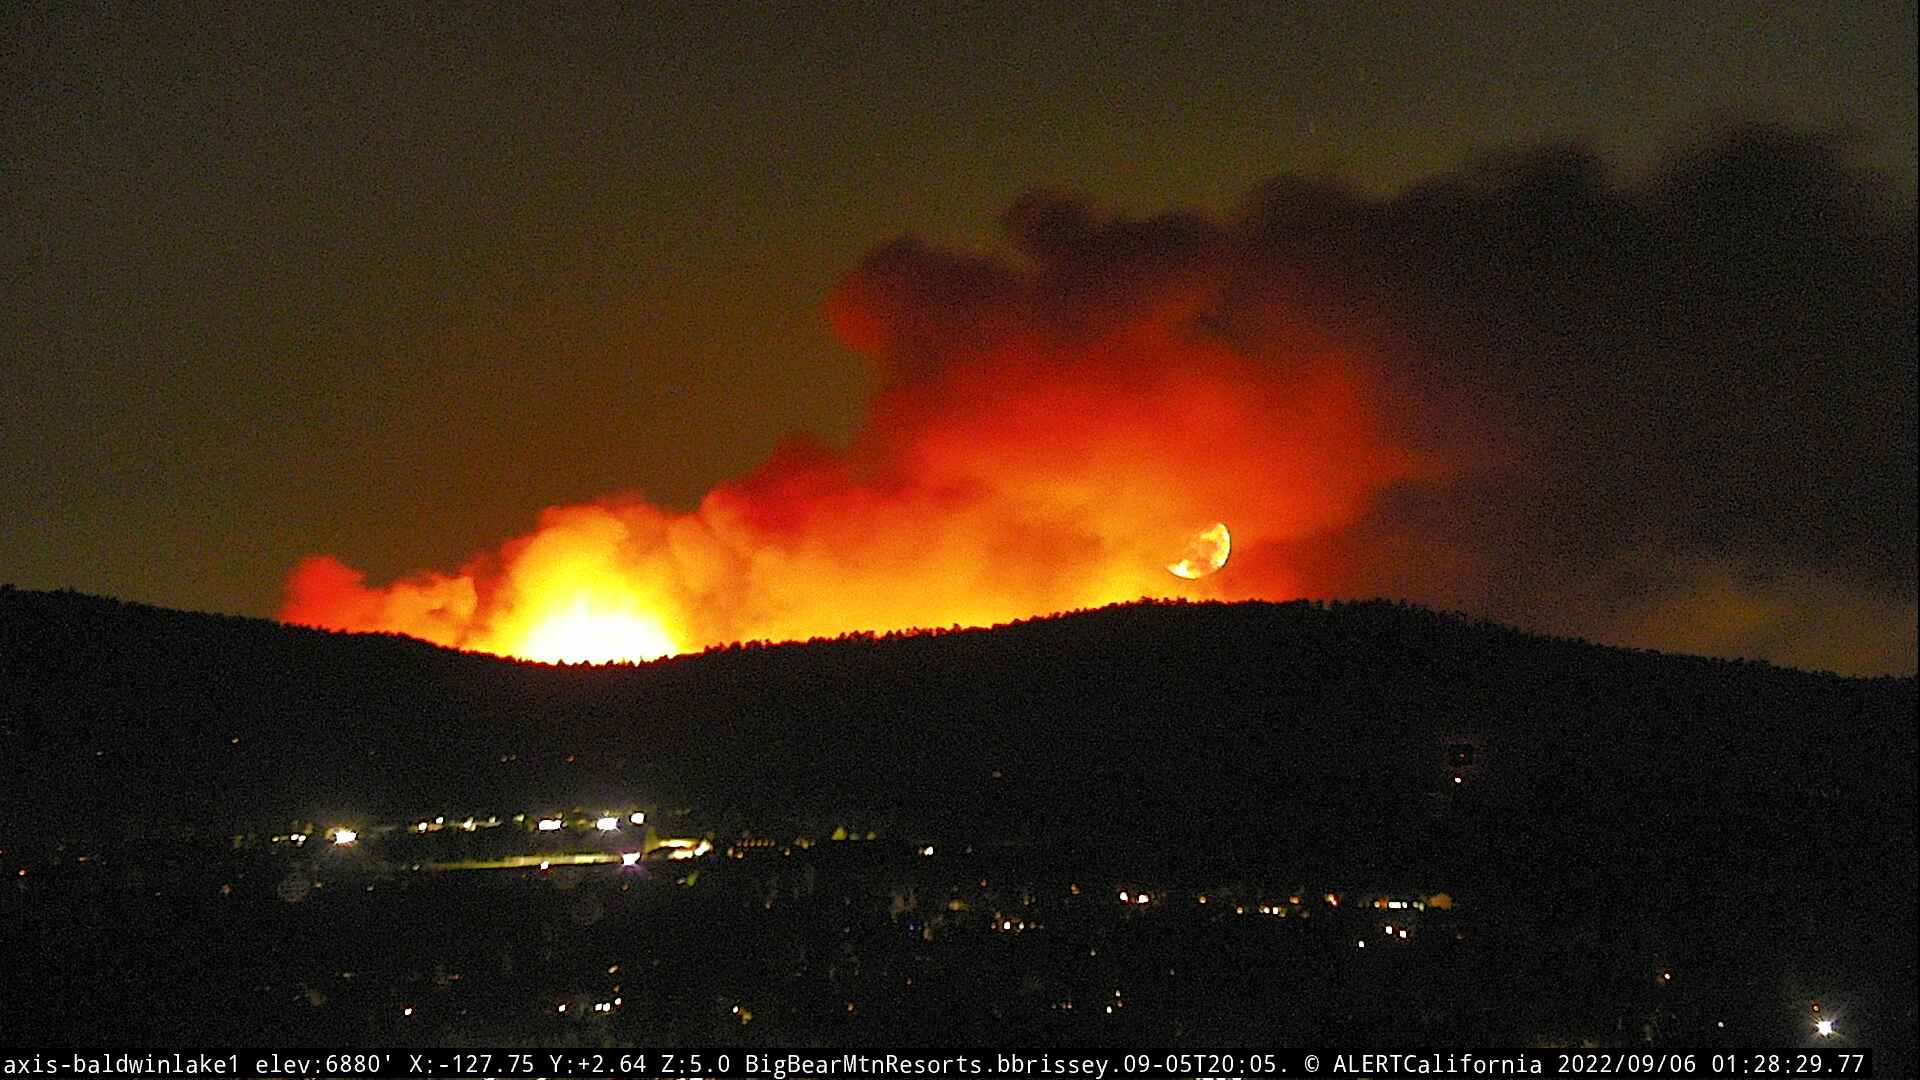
[{"x1": 4, "y1": 5, "x2": 1915, "y2": 672}]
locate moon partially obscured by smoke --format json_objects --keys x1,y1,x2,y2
[{"x1": 286, "y1": 124, "x2": 1916, "y2": 675}]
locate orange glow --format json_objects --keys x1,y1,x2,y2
[
  {"x1": 282, "y1": 230, "x2": 1435, "y2": 662},
  {"x1": 515, "y1": 601, "x2": 676, "y2": 665}
]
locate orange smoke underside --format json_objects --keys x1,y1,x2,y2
[{"x1": 283, "y1": 317, "x2": 1425, "y2": 663}]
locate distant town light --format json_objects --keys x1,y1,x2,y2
[
  {"x1": 331, "y1": 829, "x2": 357, "y2": 846},
  {"x1": 629, "y1": 811, "x2": 646, "y2": 825},
  {"x1": 1816, "y1": 1019, "x2": 1835, "y2": 1038},
  {"x1": 417, "y1": 822, "x2": 430, "y2": 832},
  {"x1": 537, "y1": 818, "x2": 564, "y2": 832},
  {"x1": 1398, "y1": 929, "x2": 1408, "y2": 939},
  {"x1": 595, "y1": 816, "x2": 620, "y2": 832},
  {"x1": 621, "y1": 852, "x2": 641, "y2": 866},
  {"x1": 538, "y1": 859, "x2": 551, "y2": 871},
  {"x1": 402, "y1": 1006, "x2": 413, "y2": 1017},
  {"x1": 1118, "y1": 891, "x2": 1130, "y2": 902},
  {"x1": 920, "y1": 845, "x2": 935, "y2": 856}
]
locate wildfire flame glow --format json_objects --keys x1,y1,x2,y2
[{"x1": 282, "y1": 209, "x2": 1432, "y2": 662}]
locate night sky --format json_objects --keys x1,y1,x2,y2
[{"x1": 5, "y1": 5, "x2": 1915, "y2": 673}]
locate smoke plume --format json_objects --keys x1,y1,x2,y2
[{"x1": 286, "y1": 125, "x2": 1917, "y2": 675}]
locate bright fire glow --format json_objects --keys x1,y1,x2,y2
[
  {"x1": 280, "y1": 226, "x2": 1434, "y2": 662},
  {"x1": 516, "y1": 596, "x2": 677, "y2": 664}
]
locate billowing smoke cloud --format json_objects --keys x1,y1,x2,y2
[{"x1": 286, "y1": 124, "x2": 1917, "y2": 675}]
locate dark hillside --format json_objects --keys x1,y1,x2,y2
[
  {"x1": 2, "y1": 586, "x2": 1914, "y2": 1050},
  {"x1": 3, "y1": 586, "x2": 1912, "y2": 944}
]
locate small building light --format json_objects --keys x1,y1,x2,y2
[
  {"x1": 537, "y1": 818, "x2": 563, "y2": 832},
  {"x1": 629, "y1": 811, "x2": 646, "y2": 825},
  {"x1": 621, "y1": 852, "x2": 641, "y2": 866},
  {"x1": 1816, "y1": 1019, "x2": 1835, "y2": 1038},
  {"x1": 331, "y1": 829, "x2": 357, "y2": 846},
  {"x1": 595, "y1": 816, "x2": 620, "y2": 831}
]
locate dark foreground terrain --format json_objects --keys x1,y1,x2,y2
[{"x1": 1, "y1": 588, "x2": 1913, "y2": 1058}]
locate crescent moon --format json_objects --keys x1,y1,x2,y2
[{"x1": 1167, "y1": 522, "x2": 1232, "y2": 580}]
